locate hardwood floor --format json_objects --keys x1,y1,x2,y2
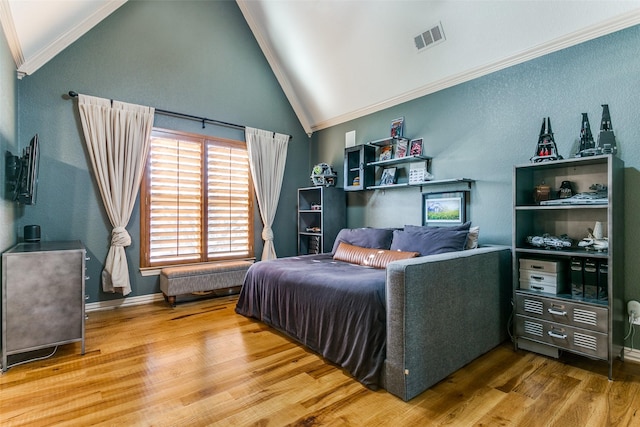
[{"x1": 2, "y1": 295, "x2": 640, "y2": 426}]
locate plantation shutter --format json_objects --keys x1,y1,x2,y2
[
  {"x1": 142, "y1": 129, "x2": 252, "y2": 268},
  {"x1": 147, "y1": 135, "x2": 203, "y2": 265},
  {"x1": 207, "y1": 142, "x2": 251, "y2": 259}
]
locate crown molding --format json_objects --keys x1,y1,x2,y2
[
  {"x1": 0, "y1": 0, "x2": 24, "y2": 72},
  {"x1": 309, "y1": 8, "x2": 640, "y2": 133},
  {"x1": 16, "y1": 0, "x2": 127, "y2": 78}
]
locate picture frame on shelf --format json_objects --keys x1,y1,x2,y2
[
  {"x1": 380, "y1": 167, "x2": 397, "y2": 186},
  {"x1": 394, "y1": 138, "x2": 408, "y2": 158},
  {"x1": 422, "y1": 191, "x2": 467, "y2": 225},
  {"x1": 379, "y1": 145, "x2": 393, "y2": 161},
  {"x1": 410, "y1": 138, "x2": 423, "y2": 156},
  {"x1": 390, "y1": 117, "x2": 404, "y2": 138}
]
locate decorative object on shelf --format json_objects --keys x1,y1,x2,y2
[
  {"x1": 311, "y1": 203, "x2": 321, "y2": 210},
  {"x1": 423, "y1": 191, "x2": 467, "y2": 225},
  {"x1": 597, "y1": 104, "x2": 617, "y2": 155},
  {"x1": 577, "y1": 222, "x2": 608, "y2": 252},
  {"x1": 408, "y1": 163, "x2": 433, "y2": 184},
  {"x1": 378, "y1": 145, "x2": 393, "y2": 161},
  {"x1": 306, "y1": 226, "x2": 321, "y2": 233},
  {"x1": 409, "y1": 138, "x2": 423, "y2": 156},
  {"x1": 575, "y1": 112, "x2": 596, "y2": 157},
  {"x1": 380, "y1": 167, "x2": 397, "y2": 186},
  {"x1": 352, "y1": 176, "x2": 360, "y2": 186},
  {"x1": 526, "y1": 233, "x2": 572, "y2": 250},
  {"x1": 533, "y1": 182, "x2": 551, "y2": 204},
  {"x1": 310, "y1": 163, "x2": 337, "y2": 187},
  {"x1": 593, "y1": 221, "x2": 604, "y2": 239},
  {"x1": 530, "y1": 117, "x2": 562, "y2": 163},
  {"x1": 394, "y1": 138, "x2": 408, "y2": 158},
  {"x1": 558, "y1": 180, "x2": 574, "y2": 199},
  {"x1": 390, "y1": 117, "x2": 404, "y2": 138}
]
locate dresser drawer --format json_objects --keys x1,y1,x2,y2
[
  {"x1": 519, "y1": 258, "x2": 566, "y2": 274},
  {"x1": 519, "y1": 271, "x2": 567, "y2": 294},
  {"x1": 516, "y1": 315, "x2": 608, "y2": 360},
  {"x1": 515, "y1": 292, "x2": 608, "y2": 333}
]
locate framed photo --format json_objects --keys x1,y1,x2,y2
[
  {"x1": 422, "y1": 191, "x2": 468, "y2": 225},
  {"x1": 380, "y1": 167, "x2": 397, "y2": 186},
  {"x1": 390, "y1": 117, "x2": 404, "y2": 138},
  {"x1": 378, "y1": 145, "x2": 393, "y2": 161},
  {"x1": 409, "y1": 138, "x2": 423, "y2": 156},
  {"x1": 394, "y1": 138, "x2": 408, "y2": 159}
]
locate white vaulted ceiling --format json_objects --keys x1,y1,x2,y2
[{"x1": 2, "y1": 0, "x2": 640, "y2": 135}]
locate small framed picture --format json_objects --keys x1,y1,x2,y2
[
  {"x1": 409, "y1": 138, "x2": 423, "y2": 156},
  {"x1": 380, "y1": 167, "x2": 397, "y2": 186},
  {"x1": 394, "y1": 139, "x2": 408, "y2": 159},
  {"x1": 378, "y1": 145, "x2": 393, "y2": 161},
  {"x1": 390, "y1": 117, "x2": 404, "y2": 138},
  {"x1": 422, "y1": 191, "x2": 468, "y2": 225}
]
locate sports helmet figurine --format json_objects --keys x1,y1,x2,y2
[{"x1": 310, "y1": 163, "x2": 337, "y2": 187}]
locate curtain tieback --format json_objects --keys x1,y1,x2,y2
[
  {"x1": 262, "y1": 226, "x2": 274, "y2": 242},
  {"x1": 111, "y1": 227, "x2": 132, "y2": 247}
]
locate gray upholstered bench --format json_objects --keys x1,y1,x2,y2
[{"x1": 160, "y1": 261, "x2": 252, "y2": 307}]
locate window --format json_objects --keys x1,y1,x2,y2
[{"x1": 140, "y1": 128, "x2": 253, "y2": 268}]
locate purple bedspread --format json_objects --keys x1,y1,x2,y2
[{"x1": 235, "y1": 254, "x2": 387, "y2": 388}]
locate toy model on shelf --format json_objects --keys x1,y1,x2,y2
[
  {"x1": 575, "y1": 105, "x2": 618, "y2": 157},
  {"x1": 574, "y1": 112, "x2": 596, "y2": 157},
  {"x1": 530, "y1": 117, "x2": 562, "y2": 163}
]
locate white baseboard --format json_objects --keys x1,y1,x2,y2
[{"x1": 85, "y1": 293, "x2": 165, "y2": 312}]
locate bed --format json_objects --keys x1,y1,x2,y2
[{"x1": 235, "y1": 227, "x2": 512, "y2": 401}]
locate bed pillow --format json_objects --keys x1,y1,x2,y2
[
  {"x1": 466, "y1": 226, "x2": 480, "y2": 249},
  {"x1": 390, "y1": 228, "x2": 469, "y2": 256},
  {"x1": 331, "y1": 227, "x2": 395, "y2": 253},
  {"x1": 333, "y1": 242, "x2": 419, "y2": 269},
  {"x1": 403, "y1": 222, "x2": 478, "y2": 250}
]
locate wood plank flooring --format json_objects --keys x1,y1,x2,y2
[{"x1": 1, "y1": 295, "x2": 640, "y2": 426}]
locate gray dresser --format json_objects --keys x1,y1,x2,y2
[{"x1": 2, "y1": 241, "x2": 87, "y2": 371}]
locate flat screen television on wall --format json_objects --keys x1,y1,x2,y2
[{"x1": 5, "y1": 134, "x2": 40, "y2": 205}]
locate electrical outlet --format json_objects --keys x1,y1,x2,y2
[{"x1": 628, "y1": 300, "x2": 640, "y2": 325}]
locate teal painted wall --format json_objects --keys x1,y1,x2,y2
[
  {"x1": 313, "y1": 24, "x2": 640, "y2": 302},
  {"x1": 0, "y1": 27, "x2": 17, "y2": 252},
  {"x1": 15, "y1": 1, "x2": 310, "y2": 303}
]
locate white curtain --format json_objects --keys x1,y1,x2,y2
[
  {"x1": 245, "y1": 127, "x2": 289, "y2": 260},
  {"x1": 77, "y1": 94, "x2": 155, "y2": 296}
]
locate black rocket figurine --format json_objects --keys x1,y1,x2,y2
[
  {"x1": 597, "y1": 104, "x2": 617, "y2": 155},
  {"x1": 531, "y1": 117, "x2": 562, "y2": 163},
  {"x1": 575, "y1": 112, "x2": 595, "y2": 157}
]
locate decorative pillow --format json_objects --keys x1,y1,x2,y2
[
  {"x1": 331, "y1": 227, "x2": 395, "y2": 253},
  {"x1": 333, "y1": 242, "x2": 419, "y2": 269},
  {"x1": 390, "y1": 228, "x2": 469, "y2": 256},
  {"x1": 466, "y1": 226, "x2": 480, "y2": 249}
]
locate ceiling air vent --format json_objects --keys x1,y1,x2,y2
[{"x1": 414, "y1": 22, "x2": 445, "y2": 52}]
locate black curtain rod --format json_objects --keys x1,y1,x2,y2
[{"x1": 67, "y1": 91, "x2": 292, "y2": 139}]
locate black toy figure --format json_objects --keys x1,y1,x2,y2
[
  {"x1": 574, "y1": 112, "x2": 596, "y2": 157},
  {"x1": 531, "y1": 117, "x2": 562, "y2": 163},
  {"x1": 575, "y1": 105, "x2": 618, "y2": 157},
  {"x1": 597, "y1": 104, "x2": 617, "y2": 155}
]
